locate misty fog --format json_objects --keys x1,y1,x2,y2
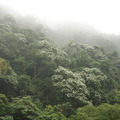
[{"x1": 0, "y1": 1, "x2": 120, "y2": 55}]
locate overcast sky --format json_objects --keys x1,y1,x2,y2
[{"x1": 0, "y1": 0, "x2": 120, "y2": 34}]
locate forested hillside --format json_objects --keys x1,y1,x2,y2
[
  {"x1": 47, "y1": 22, "x2": 120, "y2": 55},
  {"x1": 0, "y1": 15, "x2": 120, "y2": 120}
]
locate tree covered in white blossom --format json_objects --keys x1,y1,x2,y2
[{"x1": 52, "y1": 66, "x2": 90, "y2": 105}]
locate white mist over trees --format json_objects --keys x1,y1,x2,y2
[
  {"x1": 1, "y1": 0, "x2": 120, "y2": 34},
  {"x1": 0, "y1": 1, "x2": 120, "y2": 54}
]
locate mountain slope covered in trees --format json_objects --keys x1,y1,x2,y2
[{"x1": 0, "y1": 15, "x2": 120, "y2": 120}]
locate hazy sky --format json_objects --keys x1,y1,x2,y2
[{"x1": 0, "y1": 0, "x2": 120, "y2": 34}]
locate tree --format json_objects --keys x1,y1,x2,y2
[
  {"x1": 0, "y1": 66, "x2": 18, "y2": 96},
  {"x1": 52, "y1": 66, "x2": 90, "y2": 107},
  {"x1": 70, "y1": 51, "x2": 91, "y2": 68},
  {"x1": 0, "y1": 116, "x2": 14, "y2": 120},
  {"x1": 17, "y1": 75, "x2": 36, "y2": 96},
  {"x1": 8, "y1": 96, "x2": 40, "y2": 120},
  {"x1": 80, "y1": 68, "x2": 107, "y2": 105},
  {"x1": 38, "y1": 105, "x2": 66, "y2": 120},
  {"x1": 0, "y1": 94, "x2": 8, "y2": 116},
  {"x1": 76, "y1": 104, "x2": 120, "y2": 120},
  {"x1": 0, "y1": 57, "x2": 7, "y2": 75}
]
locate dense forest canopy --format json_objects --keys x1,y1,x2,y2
[{"x1": 0, "y1": 11, "x2": 120, "y2": 120}]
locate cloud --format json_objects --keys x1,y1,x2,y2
[{"x1": 0, "y1": 0, "x2": 120, "y2": 34}]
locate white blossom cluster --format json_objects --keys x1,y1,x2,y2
[
  {"x1": 15, "y1": 33, "x2": 27, "y2": 43},
  {"x1": 52, "y1": 66, "x2": 107, "y2": 104},
  {"x1": 68, "y1": 42, "x2": 94, "y2": 51},
  {"x1": 80, "y1": 67, "x2": 107, "y2": 82},
  {"x1": 38, "y1": 40, "x2": 70, "y2": 65},
  {"x1": 0, "y1": 22, "x2": 13, "y2": 32},
  {"x1": 52, "y1": 66, "x2": 89, "y2": 104},
  {"x1": 65, "y1": 42, "x2": 108, "y2": 60}
]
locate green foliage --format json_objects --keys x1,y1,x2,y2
[
  {"x1": 107, "y1": 90, "x2": 120, "y2": 104},
  {"x1": 76, "y1": 104, "x2": 120, "y2": 120},
  {"x1": 8, "y1": 96, "x2": 40, "y2": 120},
  {"x1": 0, "y1": 66, "x2": 18, "y2": 96},
  {"x1": 70, "y1": 51, "x2": 92, "y2": 68},
  {"x1": 107, "y1": 51, "x2": 119, "y2": 61},
  {"x1": 80, "y1": 68, "x2": 107, "y2": 105},
  {"x1": 52, "y1": 66, "x2": 90, "y2": 106},
  {"x1": 0, "y1": 58, "x2": 7, "y2": 75},
  {"x1": 60, "y1": 103, "x2": 75, "y2": 117},
  {"x1": 0, "y1": 116, "x2": 14, "y2": 120},
  {"x1": 39, "y1": 105, "x2": 66, "y2": 120},
  {"x1": 33, "y1": 52, "x2": 57, "y2": 79},
  {"x1": 12, "y1": 57, "x2": 26, "y2": 74},
  {"x1": 35, "y1": 40, "x2": 70, "y2": 67},
  {"x1": 0, "y1": 94, "x2": 8, "y2": 116},
  {"x1": 0, "y1": 30, "x2": 20, "y2": 60},
  {"x1": 0, "y1": 14, "x2": 120, "y2": 119},
  {"x1": 63, "y1": 42, "x2": 106, "y2": 60},
  {"x1": 17, "y1": 75, "x2": 36, "y2": 96}
]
